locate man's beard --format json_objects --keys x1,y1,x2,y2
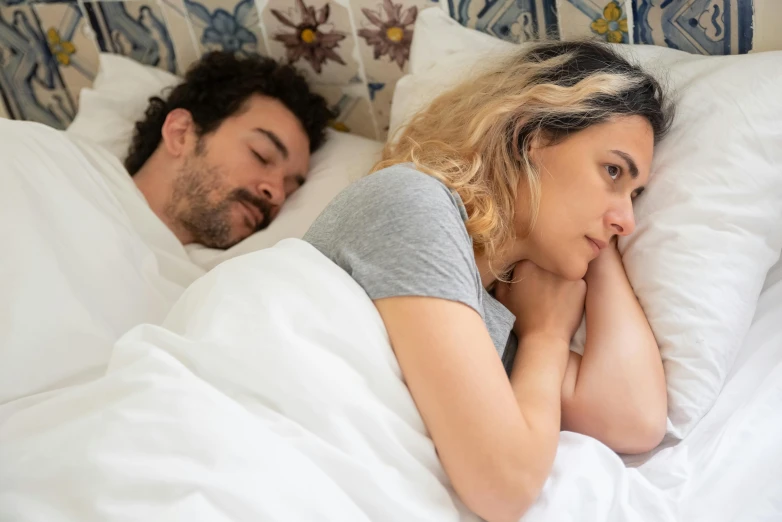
[{"x1": 168, "y1": 153, "x2": 272, "y2": 249}]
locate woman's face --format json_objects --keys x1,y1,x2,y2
[{"x1": 518, "y1": 115, "x2": 654, "y2": 280}]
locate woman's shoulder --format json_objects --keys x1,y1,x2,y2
[
  {"x1": 305, "y1": 162, "x2": 469, "y2": 245},
  {"x1": 358, "y1": 163, "x2": 449, "y2": 192},
  {"x1": 348, "y1": 163, "x2": 464, "y2": 216}
]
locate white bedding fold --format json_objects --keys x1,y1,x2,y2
[
  {"x1": 0, "y1": 240, "x2": 476, "y2": 522},
  {"x1": 3, "y1": 238, "x2": 781, "y2": 521}
]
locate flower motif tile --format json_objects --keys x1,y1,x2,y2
[
  {"x1": 0, "y1": 0, "x2": 98, "y2": 128},
  {"x1": 33, "y1": 1, "x2": 100, "y2": 106},
  {"x1": 357, "y1": 0, "x2": 417, "y2": 71},
  {"x1": 353, "y1": 0, "x2": 434, "y2": 140},
  {"x1": 185, "y1": 0, "x2": 268, "y2": 58},
  {"x1": 558, "y1": 0, "x2": 632, "y2": 43},
  {"x1": 158, "y1": 0, "x2": 201, "y2": 74},
  {"x1": 270, "y1": 0, "x2": 345, "y2": 73},
  {"x1": 445, "y1": 0, "x2": 559, "y2": 42},
  {"x1": 0, "y1": 0, "x2": 768, "y2": 135},
  {"x1": 632, "y1": 0, "x2": 754, "y2": 55},
  {"x1": 85, "y1": 0, "x2": 179, "y2": 73},
  {"x1": 262, "y1": 0, "x2": 359, "y2": 85}
]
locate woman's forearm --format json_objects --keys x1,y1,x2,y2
[
  {"x1": 560, "y1": 246, "x2": 667, "y2": 454},
  {"x1": 510, "y1": 334, "x2": 570, "y2": 482}
]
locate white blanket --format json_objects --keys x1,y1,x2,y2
[
  {"x1": 5, "y1": 237, "x2": 781, "y2": 521},
  {"x1": 0, "y1": 239, "x2": 477, "y2": 521},
  {"x1": 1, "y1": 120, "x2": 781, "y2": 521}
]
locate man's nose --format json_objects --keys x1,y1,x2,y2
[{"x1": 257, "y1": 178, "x2": 285, "y2": 207}]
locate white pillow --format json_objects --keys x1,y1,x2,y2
[
  {"x1": 67, "y1": 53, "x2": 181, "y2": 160},
  {"x1": 394, "y1": 8, "x2": 782, "y2": 439},
  {"x1": 66, "y1": 53, "x2": 384, "y2": 271}
]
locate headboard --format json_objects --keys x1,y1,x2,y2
[{"x1": 0, "y1": 0, "x2": 778, "y2": 141}]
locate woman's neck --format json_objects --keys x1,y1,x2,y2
[
  {"x1": 476, "y1": 240, "x2": 530, "y2": 289},
  {"x1": 476, "y1": 257, "x2": 499, "y2": 289}
]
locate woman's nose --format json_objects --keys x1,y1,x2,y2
[{"x1": 609, "y1": 199, "x2": 636, "y2": 237}]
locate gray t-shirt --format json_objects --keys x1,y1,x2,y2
[{"x1": 304, "y1": 164, "x2": 518, "y2": 374}]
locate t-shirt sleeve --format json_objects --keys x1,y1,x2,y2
[{"x1": 304, "y1": 165, "x2": 484, "y2": 318}]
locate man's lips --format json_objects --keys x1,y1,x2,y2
[{"x1": 239, "y1": 200, "x2": 263, "y2": 230}]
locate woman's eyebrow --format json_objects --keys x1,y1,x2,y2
[{"x1": 610, "y1": 149, "x2": 639, "y2": 179}]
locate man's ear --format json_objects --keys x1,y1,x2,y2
[{"x1": 160, "y1": 108, "x2": 194, "y2": 158}]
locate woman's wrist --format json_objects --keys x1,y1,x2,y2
[
  {"x1": 585, "y1": 242, "x2": 622, "y2": 283},
  {"x1": 517, "y1": 331, "x2": 572, "y2": 352}
]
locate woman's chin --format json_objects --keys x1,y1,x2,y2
[{"x1": 557, "y1": 260, "x2": 589, "y2": 281}]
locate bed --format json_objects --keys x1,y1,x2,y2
[{"x1": 2, "y1": 7, "x2": 782, "y2": 521}]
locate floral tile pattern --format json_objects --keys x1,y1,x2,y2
[
  {"x1": 0, "y1": 0, "x2": 97, "y2": 128},
  {"x1": 270, "y1": 0, "x2": 346, "y2": 73},
  {"x1": 0, "y1": 0, "x2": 770, "y2": 139},
  {"x1": 353, "y1": 0, "x2": 433, "y2": 136},
  {"x1": 558, "y1": 0, "x2": 631, "y2": 44},
  {"x1": 158, "y1": 0, "x2": 201, "y2": 74},
  {"x1": 85, "y1": 1, "x2": 178, "y2": 73},
  {"x1": 185, "y1": 0, "x2": 267, "y2": 58},
  {"x1": 446, "y1": 0, "x2": 559, "y2": 42},
  {"x1": 632, "y1": 0, "x2": 754, "y2": 55},
  {"x1": 263, "y1": 0, "x2": 359, "y2": 85},
  {"x1": 34, "y1": 1, "x2": 100, "y2": 103},
  {"x1": 358, "y1": 0, "x2": 417, "y2": 69}
]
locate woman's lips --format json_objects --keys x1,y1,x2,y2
[{"x1": 586, "y1": 236, "x2": 607, "y2": 256}]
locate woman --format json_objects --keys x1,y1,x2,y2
[{"x1": 304, "y1": 40, "x2": 672, "y2": 522}]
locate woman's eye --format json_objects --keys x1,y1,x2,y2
[{"x1": 605, "y1": 165, "x2": 621, "y2": 180}]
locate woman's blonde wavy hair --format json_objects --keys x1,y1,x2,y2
[{"x1": 373, "y1": 40, "x2": 673, "y2": 267}]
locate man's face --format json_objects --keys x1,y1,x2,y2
[{"x1": 168, "y1": 95, "x2": 311, "y2": 249}]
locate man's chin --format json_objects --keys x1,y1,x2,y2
[
  {"x1": 186, "y1": 216, "x2": 268, "y2": 250},
  {"x1": 195, "y1": 231, "x2": 245, "y2": 250}
]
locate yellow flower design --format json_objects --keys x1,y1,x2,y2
[
  {"x1": 47, "y1": 28, "x2": 76, "y2": 66},
  {"x1": 590, "y1": 1, "x2": 628, "y2": 44},
  {"x1": 385, "y1": 26, "x2": 404, "y2": 43},
  {"x1": 299, "y1": 28, "x2": 316, "y2": 44},
  {"x1": 329, "y1": 120, "x2": 350, "y2": 133}
]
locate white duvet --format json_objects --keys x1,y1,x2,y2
[{"x1": 1, "y1": 120, "x2": 781, "y2": 521}]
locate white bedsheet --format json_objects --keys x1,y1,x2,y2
[{"x1": 1, "y1": 120, "x2": 781, "y2": 521}]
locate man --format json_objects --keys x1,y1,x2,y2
[{"x1": 125, "y1": 51, "x2": 333, "y2": 250}]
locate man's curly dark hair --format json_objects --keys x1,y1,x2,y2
[{"x1": 124, "y1": 51, "x2": 333, "y2": 176}]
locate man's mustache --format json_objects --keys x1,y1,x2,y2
[{"x1": 231, "y1": 189, "x2": 273, "y2": 231}]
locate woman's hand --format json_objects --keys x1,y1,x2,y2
[
  {"x1": 584, "y1": 236, "x2": 621, "y2": 283},
  {"x1": 495, "y1": 261, "x2": 587, "y2": 345},
  {"x1": 558, "y1": 237, "x2": 668, "y2": 454}
]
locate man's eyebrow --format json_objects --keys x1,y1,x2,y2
[
  {"x1": 610, "y1": 149, "x2": 639, "y2": 179},
  {"x1": 254, "y1": 128, "x2": 288, "y2": 159}
]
